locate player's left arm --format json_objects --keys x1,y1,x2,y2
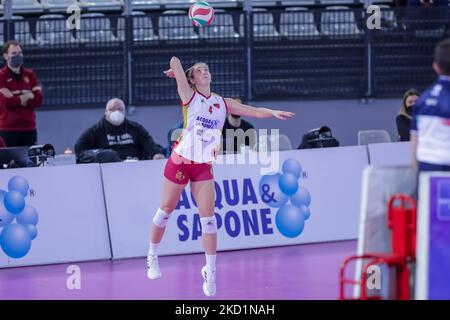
[{"x1": 225, "y1": 98, "x2": 295, "y2": 120}]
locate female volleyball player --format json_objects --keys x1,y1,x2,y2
[{"x1": 147, "y1": 56, "x2": 294, "y2": 296}]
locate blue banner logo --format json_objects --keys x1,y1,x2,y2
[
  {"x1": 259, "y1": 159, "x2": 311, "y2": 238},
  {"x1": 0, "y1": 176, "x2": 39, "y2": 259}
]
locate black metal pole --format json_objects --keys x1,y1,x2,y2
[
  {"x1": 123, "y1": 0, "x2": 135, "y2": 112},
  {"x1": 244, "y1": 0, "x2": 253, "y2": 102},
  {"x1": 364, "y1": 0, "x2": 375, "y2": 102},
  {"x1": 4, "y1": 0, "x2": 13, "y2": 41}
]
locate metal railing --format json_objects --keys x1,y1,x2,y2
[{"x1": 0, "y1": 4, "x2": 449, "y2": 108}]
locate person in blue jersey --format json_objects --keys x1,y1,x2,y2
[{"x1": 411, "y1": 38, "x2": 450, "y2": 173}]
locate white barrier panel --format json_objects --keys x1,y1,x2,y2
[
  {"x1": 354, "y1": 165, "x2": 416, "y2": 298},
  {"x1": 102, "y1": 146, "x2": 368, "y2": 259},
  {"x1": 368, "y1": 142, "x2": 412, "y2": 166},
  {"x1": 100, "y1": 160, "x2": 166, "y2": 259},
  {"x1": 0, "y1": 164, "x2": 111, "y2": 267}
]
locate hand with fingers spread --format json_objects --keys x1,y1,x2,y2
[{"x1": 271, "y1": 110, "x2": 295, "y2": 120}]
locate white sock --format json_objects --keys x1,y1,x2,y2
[
  {"x1": 148, "y1": 242, "x2": 159, "y2": 256},
  {"x1": 205, "y1": 254, "x2": 216, "y2": 272}
]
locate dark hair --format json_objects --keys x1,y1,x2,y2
[
  {"x1": 402, "y1": 88, "x2": 420, "y2": 105},
  {"x1": 2, "y1": 40, "x2": 22, "y2": 55},
  {"x1": 399, "y1": 88, "x2": 420, "y2": 119},
  {"x1": 434, "y1": 38, "x2": 450, "y2": 75}
]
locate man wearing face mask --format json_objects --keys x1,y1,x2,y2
[
  {"x1": 221, "y1": 97, "x2": 256, "y2": 154},
  {"x1": 74, "y1": 98, "x2": 165, "y2": 161},
  {"x1": 0, "y1": 40, "x2": 43, "y2": 147}
]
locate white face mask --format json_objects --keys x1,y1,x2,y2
[{"x1": 108, "y1": 110, "x2": 125, "y2": 126}]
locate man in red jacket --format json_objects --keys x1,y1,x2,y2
[{"x1": 0, "y1": 40, "x2": 43, "y2": 147}]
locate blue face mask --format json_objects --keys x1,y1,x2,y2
[{"x1": 10, "y1": 54, "x2": 23, "y2": 68}]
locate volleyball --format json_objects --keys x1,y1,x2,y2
[{"x1": 188, "y1": 1, "x2": 214, "y2": 27}]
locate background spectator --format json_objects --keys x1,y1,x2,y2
[
  {"x1": 396, "y1": 88, "x2": 420, "y2": 141},
  {"x1": 75, "y1": 98, "x2": 165, "y2": 161},
  {"x1": 0, "y1": 40, "x2": 43, "y2": 147}
]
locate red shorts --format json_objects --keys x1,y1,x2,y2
[{"x1": 164, "y1": 152, "x2": 214, "y2": 185}]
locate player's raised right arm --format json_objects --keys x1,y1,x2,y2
[{"x1": 165, "y1": 56, "x2": 194, "y2": 105}]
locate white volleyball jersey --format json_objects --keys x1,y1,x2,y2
[
  {"x1": 411, "y1": 77, "x2": 450, "y2": 165},
  {"x1": 174, "y1": 90, "x2": 227, "y2": 163}
]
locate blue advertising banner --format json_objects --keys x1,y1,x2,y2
[{"x1": 416, "y1": 172, "x2": 450, "y2": 300}]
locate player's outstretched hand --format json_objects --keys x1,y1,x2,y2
[
  {"x1": 163, "y1": 69, "x2": 176, "y2": 79},
  {"x1": 272, "y1": 110, "x2": 295, "y2": 120}
]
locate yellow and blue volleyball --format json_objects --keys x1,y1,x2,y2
[{"x1": 188, "y1": 1, "x2": 214, "y2": 27}]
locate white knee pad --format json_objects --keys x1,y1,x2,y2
[
  {"x1": 200, "y1": 216, "x2": 217, "y2": 234},
  {"x1": 153, "y1": 208, "x2": 171, "y2": 228}
]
